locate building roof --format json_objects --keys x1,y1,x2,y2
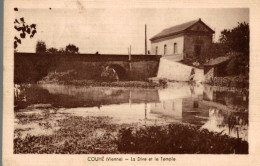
[
  {"x1": 204, "y1": 56, "x2": 231, "y2": 66},
  {"x1": 204, "y1": 52, "x2": 243, "y2": 66},
  {"x1": 150, "y1": 19, "x2": 214, "y2": 41}
]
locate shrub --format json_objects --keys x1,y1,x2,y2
[
  {"x1": 116, "y1": 124, "x2": 248, "y2": 154},
  {"x1": 100, "y1": 67, "x2": 119, "y2": 82}
]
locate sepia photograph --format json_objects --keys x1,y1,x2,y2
[
  {"x1": 3, "y1": 0, "x2": 260, "y2": 165},
  {"x1": 12, "y1": 7, "x2": 249, "y2": 154}
]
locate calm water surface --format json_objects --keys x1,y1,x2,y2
[{"x1": 15, "y1": 82, "x2": 249, "y2": 141}]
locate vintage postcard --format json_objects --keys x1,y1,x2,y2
[{"x1": 2, "y1": 0, "x2": 260, "y2": 165}]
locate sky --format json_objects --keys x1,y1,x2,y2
[{"x1": 15, "y1": 8, "x2": 249, "y2": 54}]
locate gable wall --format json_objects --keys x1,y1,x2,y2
[
  {"x1": 183, "y1": 34, "x2": 213, "y2": 59},
  {"x1": 189, "y1": 22, "x2": 211, "y2": 32}
]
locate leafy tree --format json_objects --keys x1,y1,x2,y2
[
  {"x1": 217, "y1": 22, "x2": 249, "y2": 77},
  {"x1": 47, "y1": 47, "x2": 58, "y2": 53},
  {"x1": 36, "y1": 40, "x2": 47, "y2": 53},
  {"x1": 58, "y1": 48, "x2": 65, "y2": 53},
  {"x1": 219, "y1": 22, "x2": 249, "y2": 55},
  {"x1": 204, "y1": 42, "x2": 229, "y2": 60},
  {"x1": 65, "y1": 44, "x2": 79, "y2": 54},
  {"x1": 14, "y1": 17, "x2": 37, "y2": 49}
]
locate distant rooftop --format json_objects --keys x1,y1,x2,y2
[
  {"x1": 204, "y1": 52, "x2": 243, "y2": 66},
  {"x1": 150, "y1": 19, "x2": 214, "y2": 41},
  {"x1": 204, "y1": 56, "x2": 230, "y2": 66}
]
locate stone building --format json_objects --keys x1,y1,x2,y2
[{"x1": 150, "y1": 19, "x2": 214, "y2": 62}]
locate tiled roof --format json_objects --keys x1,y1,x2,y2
[{"x1": 150, "y1": 19, "x2": 214, "y2": 41}]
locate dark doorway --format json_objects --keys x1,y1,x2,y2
[{"x1": 194, "y1": 45, "x2": 201, "y2": 57}]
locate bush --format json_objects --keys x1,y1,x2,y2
[
  {"x1": 116, "y1": 124, "x2": 248, "y2": 154},
  {"x1": 100, "y1": 67, "x2": 119, "y2": 82}
]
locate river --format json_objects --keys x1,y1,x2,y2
[{"x1": 14, "y1": 82, "x2": 248, "y2": 141}]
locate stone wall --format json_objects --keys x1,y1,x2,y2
[
  {"x1": 14, "y1": 53, "x2": 160, "y2": 83},
  {"x1": 157, "y1": 57, "x2": 204, "y2": 82}
]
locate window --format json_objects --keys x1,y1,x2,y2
[
  {"x1": 174, "y1": 43, "x2": 177, "y2": 54},
  {"x1": 155, "y1": 46, "x2": 158, "y2": 55},
  {"x1": 164, "y1": 44, "x2": 167, "y2": 55}
]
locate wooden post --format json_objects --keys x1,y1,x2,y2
[
  {"x1": 128, "y1": 45, "x2": 131, "y2": 61},
  {"x1": 129, "y1": 45, "x2": 132, "y2": 79},
  {"x1": 145, "y1": 24, "x2": 147, "y2": 55}
]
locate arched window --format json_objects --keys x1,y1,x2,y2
[
  {"x1": 164, "y1": 44, "x2": 167, "y2": 55},
  {"x1": 174, "y1": 43, "x2": 177, "y2": 54},
  {"x1": 155, "y1": 46, "x2": 158, "y2": 55}
]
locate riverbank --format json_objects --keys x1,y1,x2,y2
[
  {"x1": 41, "y1": 80, "x2": 163, "y2": 89},
  {"x1": 205, "y1": 76, "x2": 249, "y2": 90},
  {"x1": 14, "y1": 108, "x2": 248, "y2": 154},
  {"x1": 37, "y1": 71, "x2": 164, "y2": 88}
]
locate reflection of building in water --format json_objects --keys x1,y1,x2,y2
[
  {"x1": 150, "y1": 84, "x2": 205, "y2": 123},
  {"x1": 181, "y1": 97, "x2": 209, "y2": 125},
  {"x1": 150, "y1": 96, "x2": 210, "y2": 125},
  {"x1": 150, "y1": 99, "x2": 183, "y2": 119},
  {"x1": 158, "y1": 82, "x2": 203, "y2": 101}
]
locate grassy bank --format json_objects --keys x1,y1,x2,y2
[
  {"x1": 62, "y1": 80, "x2": 161, "y2": 88},
  {"x1": 14, "y1": 111, "x2": 248, "y2": 154},
  {"x1": 14, "y1": 114, "x2": 119, "y2": 154}
]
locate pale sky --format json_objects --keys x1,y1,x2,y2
[{"x1": 15, "y1": 8, "x2": 249, "y2": 54}]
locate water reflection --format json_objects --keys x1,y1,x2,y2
[
  {"x1": 201, "y1": 108, "x2": 248, "y2": 140},
  {"x1": 14, "y1": 82, "x2": 248, "y2": 140},
  {"x1": 203, "y1": 85, "x2": 248, "y2": 109},
  {"x1": 150, "y1": 99, "x2": 183, "y2": 119}
]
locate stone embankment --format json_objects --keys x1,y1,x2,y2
[{"x1": 156, "y1": 57, "x2": 204, "y2": 82}]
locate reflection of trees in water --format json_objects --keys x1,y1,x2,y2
[
  {"x1": 210, "y1": 107, "x2": 248, "y2": 128},
  {"x1": 14, "y1": 84, "x2": 160, "y2": 109},
  {"x1": 211, "y1": 108, "x2": 248, "y2": 134},
  {"x1": 14, "y1": 84, "x2": 57, "y2": 109},
  {"x1": 206, "y1": 108, "x2": 248, "y2": 140},
  {"x1": 14, "y1": 84, "x2": 25, "y2": 102},
  {"x1": 208, "y1": 108, "x2": 225, "y2": 128},
  {"x1": 14, "y1": 85, "x2": 129, "y2": 109},
  {"x1": 203, "y1": 86, "x2": 249, "y2": 110},
  {"x1": 227, "y1": 111, "x2": 248, "y2": 136}
]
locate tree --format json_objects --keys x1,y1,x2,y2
[
  {"x1": 219, "y1": 22, "x2": 249, "y2": 77},
  {"x1": 65, "y1": 44, "x2": 79, "y2": 54},
  {"x1": 36, "y1": 40, "x2": 47, "y2": 53},
  {"x1": 58, "y1": 48, "x2": 65, "y2": 53},
  {"x1": 204, "y1": 42, "x2": 229, "y2": 60},
  {"x1": 47, "y1": 47, "x2": 58, "y2": 53},
  {"x1": 219, "y1": 22, "x2": 249, "y2": 55},
  {"x1": 14, "y1": 17, "x2": 37, "y2": 49}
]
